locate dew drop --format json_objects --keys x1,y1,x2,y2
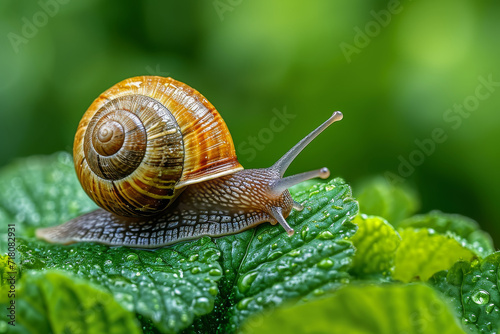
[
  {"x1": 125, "y1": 253, "x2": 138, "y2": 262},
  {"x1": 208, "y1": 286, "x2": 218, "y2": 296},
  {"x1": 289, "y1": 249, "x2": 301, "y2": 257},
  {"x1": 468, "y1": 313, "x2": 477, "y2": 323},
  {"x1": 486, "y1": 303, "x2": 495, "y2": 314},
  {"x1": 209, "y1": 268, "x2": 222, "y2": 276},
  {"x1": 317, "y1": 258, "x2": 334, "y2": 269},
  {"x1": 301, "y1": 226, "x2": 309, "y2": 240},
  {"x1": 200, "y1": 249, "x2": 219, "y2": 262},
  {"x1": 196, "y1": 297, "x2": 211, "y2": 310},
  {"x1": 318, "y1": 231, "x2": 334, "y2": 240},
  {"x1": 191, "y1": 267, "x2": 201, "y2": 274},
  {"x1": 471, "y1": 274, "x2": 481, "y2": 283},
  {"x1": 472, "y1": 289, "x2": 490, "y2": 305},
  {"x1": 271, "y1": 243, "x2": 278, "y2": 250},
  {"x1": 313, "y1": 288, "x2": 325, "y2": 296},
  {"x1": 267, "y1": 251, "x2": 283, "y2": 261},
  {"x1": 189, "y1": 254, "x2": 199, "y2": 262},
  {"x1": 237, "y1": 297, "x2": 253, "y2": 310},
  {"x1": 309, "y1": 190, "x2": 320, "y2": 197},
  {"x1": 238, "y1": 271, "x2": 258, "y2": 293}
]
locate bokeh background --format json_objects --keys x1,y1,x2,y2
[{"x1": 1, "y1": 1, "x2": 499, "y2": 242}]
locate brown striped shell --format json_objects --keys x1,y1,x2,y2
[{"x1": 74, "y1": 76, "x2": 243, "y2": 217}]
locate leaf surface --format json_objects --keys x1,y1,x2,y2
[
  {"x1": 350, "y1": 214, "x2": 401, "y2": 277},
  {"x1": 0, "y1": 270, "x2": 141, "y2": 334},
  {"x1": 393, "y1": 228, "x2": 476, "y2": 282},
  {"x1": 398, "y1": 211, "x2": 494, "y2": 258},
  {"x1": 1, "y1": 154, "x2": 360, "y2": 333},
  {"x1": 17, "y1": 237, "x2": 223, "y2": 334},
  {"x1": 430, "y1": 253, "x2": 500, "y2": 334},
  {"x1": 239, "y1": 283, "x2": 466, "y2": 334}
]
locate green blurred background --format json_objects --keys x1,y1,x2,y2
[{"x1": 1, "y1": 1, "x2": 499, "y2": 242}]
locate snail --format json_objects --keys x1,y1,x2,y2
[{"x1": 36, "y1": 76, "x2": 343, "y2": 248}]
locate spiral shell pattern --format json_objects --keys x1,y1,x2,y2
[{"x1": 74, "y1": 76, "x2": 243, "y2": 217}]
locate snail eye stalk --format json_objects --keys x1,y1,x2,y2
[{"x1": 269, "y1": 111, "x2": 342, "y2": 195}]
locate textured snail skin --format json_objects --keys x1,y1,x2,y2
[{"x1": 36, "y1": 169, "x2": 292, "y2": 248}]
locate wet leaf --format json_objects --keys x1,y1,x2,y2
[
  {"x1": 0, "y1": 270, "x2": 141, "y2": 334},
  {"x1": 393, "y1": 228, "x2": 476, "y2": 282},
  {"x1": 17, "y1": 237, "x2": 223, "y2": 334},
  {"x1": 430, "y1": 253, "x2": 500, "y2": 334},
  {"x1": 239, "y1": 283, "x2": 465, "y2": 334},
  {"x1": 398, "y1": 211, "x2": 494, "y2": 258}
]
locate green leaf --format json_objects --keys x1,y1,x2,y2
[
  {"x1": 354, "y1": 176, "x2": 419, "y2": 225},
  {"x1": 190, "y1": 179, "x2": 359, "y2": 332},
  {"x1": 393, "y1": 228, "x2": 476, "y2": 282},
  {"x1": 398, "y1": 211, "x2": 494, "y2": 258},
  {"x1": 0, "y1": 270, "x2": 141, "y2": 334},
  {"x1": 17, "y1": 237, "x2": 223, "y2": 334},
  {"x1": 350, "y1": 214, "x2": 401, "y2": 277},
  {"x1": 0, "y1": 152, "x2": 96, "y2": 252},
  {"x1": 239, "y1": 283, "x2": 466, "y2": 334},
  {"x1": 2, "y1": 154, "x2": 359, "y2": 333},
  {"x1": 429, "y1": 253, "x2": 500, "y2": 334}
]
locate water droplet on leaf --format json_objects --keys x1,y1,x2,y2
[
  {"x1": 486, "y1": 303, "x2": 495, "y2": 314},
  {"x1": 317, "y1": 258, "x2": 334, "y2": 269},
  {"x1": 289, "y1": 249, "x2": 301, "y2": 257},
  {"x1": 125, "y1": 253, "x2": 138, "y2": 262},
  {"x1": 318, "y1": 231, "x2": 334, "y2": 240},
  {"x1": 238, "y1": 271, "x2": 258, "y2": 293},
  {"x1": 237, "y1": 297, "x2": 253, "y2": 310},
  {"x1": 209, "y1": 268, "x2": 222, "y2": 276},
  {"x1": 267, "y1": 251, "x2": 283, "y2": 261},
  {"x1": 472, "y1": 289, "x2": 490, "y2": 305}
]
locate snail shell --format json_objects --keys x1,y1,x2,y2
[{"x1": 74, "y1": 76, "x2": 243, "y2": 217}]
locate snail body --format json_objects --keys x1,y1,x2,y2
[{"x1": 36, "y1": 76, "x2": 343, "y2": 248}]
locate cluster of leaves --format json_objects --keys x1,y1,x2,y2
[{"x1": 0, "y1": 153, "x2": 498, "y2": 333}]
